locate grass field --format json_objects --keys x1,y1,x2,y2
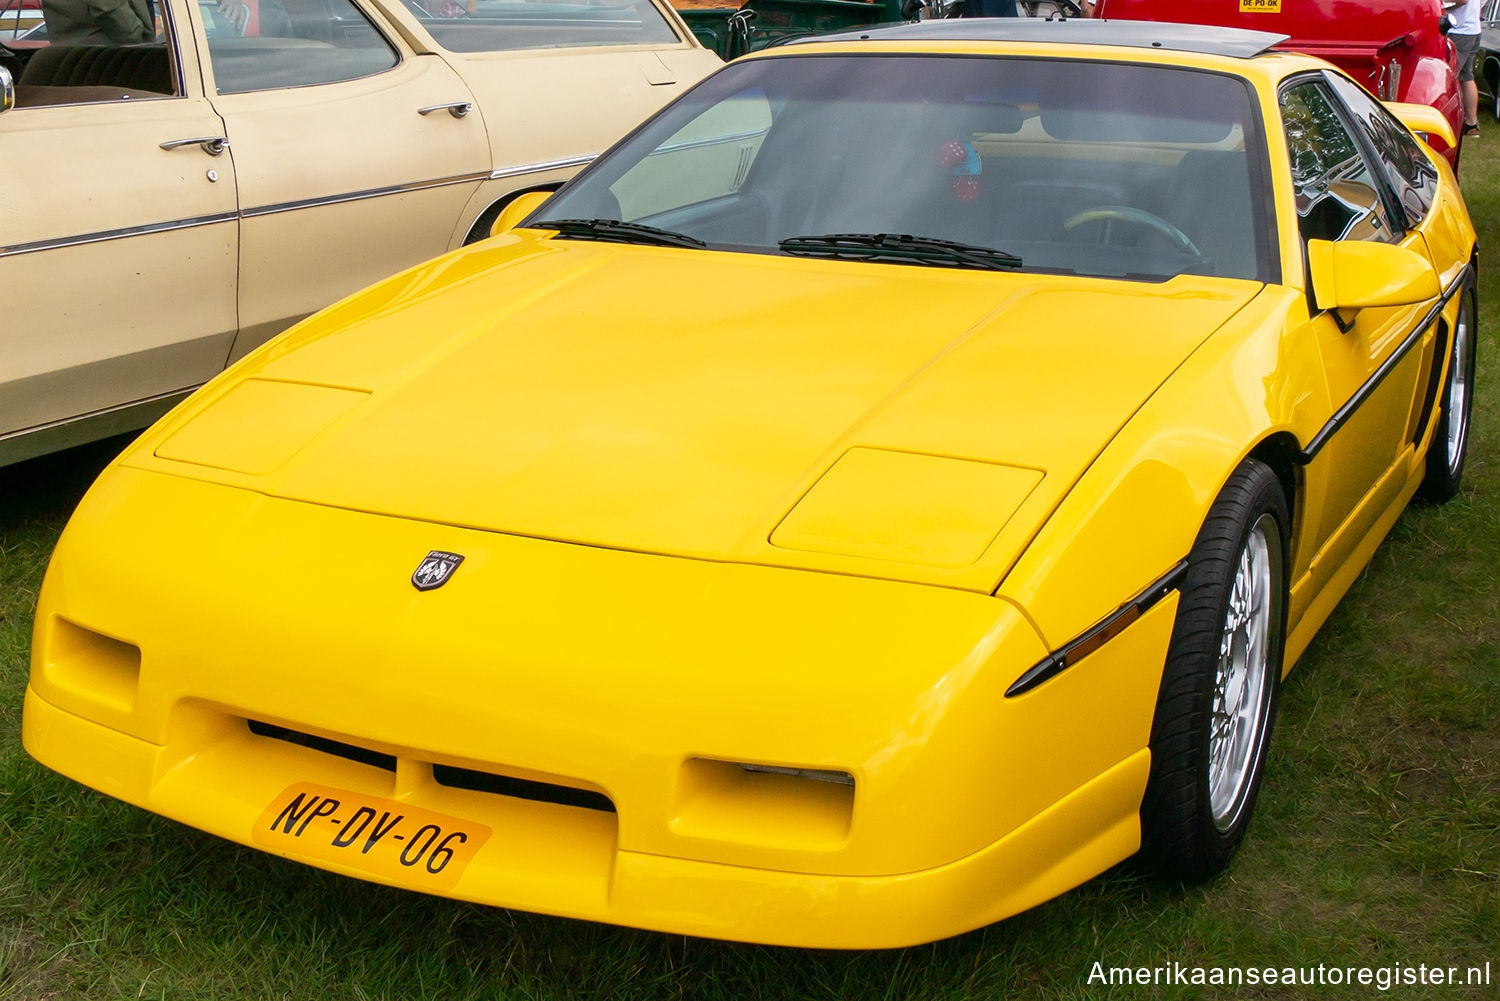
[{"x1": 2, "y1": 142, "x2": 1498, "y2": 1001}]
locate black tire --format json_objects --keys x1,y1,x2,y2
[
  {"x1": 1419, "y1": 280, "x2": 1478, "y2": 504},
  {"x1": 463, "y1": 201, "x2": 508, "y2": 246},
  {"x1": 1141, "y1": 459, "x2": 1289, "y2": 882},
  {"x1": 462, "y1": 187, "x2": 555, "y2": 246}
]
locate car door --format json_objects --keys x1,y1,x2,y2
[
  {"x1": 394, "y1": 0, "x2": 722, "y2": 192},
  {"x1": 0, "y1": 0, "x2": 239, "y2": 465},
  {"x1": 1280, "y1": 74, "x2": 1442, "y2": 581},
  {"x1": 1480, "y1": 0, "x2": 1500, "y2": 117},
  {"x1": 188, "y1": 0, "x2": 491, "y2": 363}
]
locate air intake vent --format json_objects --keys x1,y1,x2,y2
[
  {"x1": 433, "y1": 764, "x2": 615, "y2": 814},
  {"x1": 248, "y1": 719, "x2": 397, "y2": 772}
]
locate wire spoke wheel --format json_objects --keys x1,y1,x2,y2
[
  {"x1": 1207, "y1": 513, "x2": 1276, "y2": 832},
  {"x1": 1444, "y1": 295, "x2": 1472, "y2": 476},
  {"x1": 1420, "y1": 279, "x2": 1478, "y2": 504},
  {"x1": 1142, "y1": 459, "x2": 1287, "y2": 881}
]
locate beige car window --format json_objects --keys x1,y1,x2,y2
[
  {"x1": 414, "y1": 0, "x2": 677, "y2": 53},
  {"x1": 8, "y1": 0, "x2": 178, "y2": 107},
  {"x1": 609, "y1": 87, "x2": 772, "y2": 219},
  {"x1": 203, "y1": 0, "x2": 398, "y2": 94}
]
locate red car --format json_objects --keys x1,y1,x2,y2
[{"x1": 1097, "y1": 0, "x2": 1463, "y2": 166}]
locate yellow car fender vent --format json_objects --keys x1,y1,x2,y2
[
  {"x1": 771, "y1": 448, "x2": 1043, "y2": 568},
  {"x1": 39, "y1": 617, "x2": 142, "y2": 723},
  {"x1": 672, "y1": 757, "x2": 855, "y2": 851},
  {"x1": 155, "y1": 379, "x2": 370, "y2": 476}
]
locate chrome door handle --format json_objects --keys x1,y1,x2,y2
[
  {"x1": 418, "y1": 101, "x2": 472, "y2": 119},
  {"x1": 160, "y1": 136, "x2": 229, "y2": 156}
]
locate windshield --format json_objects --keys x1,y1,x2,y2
[{"x1": 536, "y1": 53, "x2": 1271, "y2": 281}]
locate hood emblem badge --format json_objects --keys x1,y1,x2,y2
[{"x1": 412, "y1": 550, "x2": 465, "y2": 591}]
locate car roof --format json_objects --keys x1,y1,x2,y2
[{"x1": 792, "y1": 18, "x2": 1290, "y2": 59}]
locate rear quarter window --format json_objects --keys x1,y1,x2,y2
[{"x1": 411, "y1": 0, "x2": 679, "y2": 52}]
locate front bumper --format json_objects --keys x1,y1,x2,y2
[
  {"x1": 24, "y1": 466, "x2": 1173, "y2": 947},
  {"x1": 24, "y1": 686, "x2": 1150, "y2": 948}
]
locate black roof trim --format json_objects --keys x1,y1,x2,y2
[{"x1": 789, "y1": 19, "x2": 1290, "y2": 59}]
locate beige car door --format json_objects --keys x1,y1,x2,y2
[
  {"x1": 0, "y1": 0, "x2": 239, "y2": 464},
  {"x1": 188, "y1": 0, "x2": 491, "y2": 363},
  {"x1": 400, "y1": 1, "x2": 722, "y2": 186}
]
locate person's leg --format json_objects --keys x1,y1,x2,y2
[{"x1": 1455, "y1": 32, "x2": 1481, "y2": 133}]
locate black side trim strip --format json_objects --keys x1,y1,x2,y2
[
  {"x1": 1005, "y1": 560, "x2": 1189, "y2": 698},
  {"x1": 1410, "y1": 316, "x2": 1452, "y2": 451},
  {"x1": 1294, "y1": 264, "x2": 1472, "y2": 464}
]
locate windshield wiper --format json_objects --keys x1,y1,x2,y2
[
  {"x1": 532, "y1": 218, "x2": 707, "y2": 249},
  {"x1": 778, "y1": 233, "x2": 1021, "y2": 270}
]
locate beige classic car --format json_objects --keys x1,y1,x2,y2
[{"x1": 0, "y1": 0, "x2": 719, "y2": 465}]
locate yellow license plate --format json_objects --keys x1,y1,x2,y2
[{"x1": 253, "y1": 782, "x2": 491, "y2": 891}]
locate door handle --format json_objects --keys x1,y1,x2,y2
[
  {"x1": 418, "y1": 101, "x2": 472, "y2": 119},
  {"x1": 160, "y1": 136, "x2": 230, "y2": 156}
]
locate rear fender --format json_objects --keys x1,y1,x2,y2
[{"x1": 1395, "y1": 55, "x2": 1462, "y2": 162}]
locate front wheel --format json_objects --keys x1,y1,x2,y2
[
  {"x1": 1141, "y1": 459, "x2": 1288, "y2": 881},
  {"x1": 1419, "y1": 280, "x2": 1477, "y2": 503}
]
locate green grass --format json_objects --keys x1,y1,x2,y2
[{"x1": 3, "y1": 148, "x2": 1499, "y2": 1000}]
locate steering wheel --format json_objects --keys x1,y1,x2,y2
[{"x1": 1058, "y1": 206, "x2": 1201, "y2": 257}]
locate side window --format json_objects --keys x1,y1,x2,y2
[
  {"x1": 11, "y1": 0, "x2": 178, "y2": 107},
  {"x1": 203, "y1": 0, "x2": 398, "y2": 95},
  {"x1": 1279, "y1": 80, "x2": 1398, "y2": 245},
  {"x1": 1322, "y1": 71, "x2": 1437, "y2": 227},
  {"x1": 413, "y1": 0, "x2": 679, "y2": 53},
  {"x1": 608, "y1": 87, "x2": 773, "y2": 220}
]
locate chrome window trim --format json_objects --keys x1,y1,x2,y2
[
  {"x1": 647, "y1": 127, "x2": 769, "y2": 157},
  {"x1": 166, "y1": 0, "x2": 187, "y2": 98}
]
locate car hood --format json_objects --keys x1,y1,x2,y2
[{"x1": 134, "y1": 234, "x2": 1263, "y2": 592}]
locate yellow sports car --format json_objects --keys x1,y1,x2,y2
[{"x1": 22, "y1": 20, "x2": 1478, "y2": 948}]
